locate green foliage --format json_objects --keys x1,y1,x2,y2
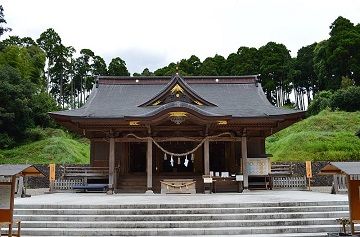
[
  {"x1": 0, "y1": 44, "x2": 57, "y2": 148},
  {"x1": 108, "y1": 57, "x2": 130, "y2": 76},
  {"x1": 0, "y1": 128, "x2": 90, "y2": 164},
  {"x1": 293, "y1": 43, "x2": 318, "y2": 94},
  {"x1": 0, "y1": 5, "x2": 11, "y2": 38},
  {"x1": 258, "y1": 42, "x2": 292, "y2": 104},
  {"x1": 341, "y1": 76, "x2": 355, "y2": 88},
  {"x1": 307, "y1": 86, "x2": 360, "y2": 115},
  {"x1": 313, "y1": 17, "x2": 360, "y2": 90},
  {"x1": 331, "y1": 86, "x2": 360, "y2": 112},
  {"x1": 267, "y1": 110, "x2": 360, "y2": 161},
  {"x1": 307, "y1": 90, "x2": 333, "y2": 116}
]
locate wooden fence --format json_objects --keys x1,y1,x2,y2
[
  {"x1": 333, "y1": 174, "x2": 347, "y2": 193},
  {"x1": 54, "y1": 179, "x2": 83, "y2": 190},
  {"x1": 272, "y1": 176, "x2": 306, "y2": 189}
]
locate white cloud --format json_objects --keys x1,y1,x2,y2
[{"x1": 2, "y1": 0, "x2": 360, "y2": 73}]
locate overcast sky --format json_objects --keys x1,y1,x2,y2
[{"x1": 2, "y1": 0, "x2": 360, "y2": 74}]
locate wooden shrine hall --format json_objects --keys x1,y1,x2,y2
[{"x1": 50, "y1": 74, "x2": 304, "y2": 193}]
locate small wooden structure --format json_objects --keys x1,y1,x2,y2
[
  {"x1": 320, "y1": 162, "x2": 360, "y2": 235},
  {"x1": 0, "y1": 164, "x2": 44, "y2": 236}
]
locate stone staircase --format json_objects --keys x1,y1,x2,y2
[{"x1": 10, "y1": 201, "x2": 358, "y2": 236}]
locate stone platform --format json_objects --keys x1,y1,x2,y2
[
  {"x1": 15, "y1": 190, "x2": 348, "y2": 206},
  {"x1": 8, "y1": 190, "x2": 360, "y2": 237}
]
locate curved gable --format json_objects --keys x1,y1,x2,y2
[{"x1": 139, "y1": 74, "x2": 217, "y2": 107}]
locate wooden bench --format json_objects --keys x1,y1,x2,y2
[
  {"x1": 71, "y1": 184, "x2": 108, "y2": 193},
  {"x1": 0, "y1": 220, "x2": 21, "y2": 236}
]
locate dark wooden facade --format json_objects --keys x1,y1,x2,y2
[{"x1": 50, "y1": 75, "x2": 304, "y2": 193}]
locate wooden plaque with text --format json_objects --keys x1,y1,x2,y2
[{"x1": 0, "y1": 177, "x2": 15, "y2": 223}]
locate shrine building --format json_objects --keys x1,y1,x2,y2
[{"x1": 50, "y1": 74, "x2": 304, "y2": 193}]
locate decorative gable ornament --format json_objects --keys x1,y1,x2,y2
[{"x1": 139, "y1": 74, "x2": 216, "y2": 107}]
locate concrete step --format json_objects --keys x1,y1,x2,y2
[
  {"x1": 20, "y1": 235, "x2": 329, "y2": 237},
  {"x1": 18, "y1": 218, "x2": 338, "y2": 228},
  {"x1": 12, "y1": 200, "x2": 354, "y2": 236},
  {"x1": 18, "y1": 225, "x2": 349, "y2": 236},
  {"x1": 14, "y1": 211, "x2": 350, "y2": 222},
  {"x1": 14, "y1": 200, "x2": 349, "y2": 209},
  {"x1": 14, "y1": 205, "x2": 348, "y2": 215}
]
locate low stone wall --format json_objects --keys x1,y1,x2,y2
[{"x1": 27, "y1": 162, "x2": 333, "y2": 189}]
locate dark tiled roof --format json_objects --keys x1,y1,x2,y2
[
  {"x1": 330, "y1": 162, "x2": 360, "y2": 175},
  {"x1": 50, "y1": 75, "x2": 303, "y2": 119},
  {"x1": 0, "y1": 164, "x2": 44, "y2": 177}
]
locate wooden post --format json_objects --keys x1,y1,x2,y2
[
  {"x1": 241, "y1": 136, "x2": 248, "y2": 190},
  {"x1": 108, "y1": 137, "x2": 115, "y2": 194},
  {"x1": 146, "y1": 138, "x2": 153, "y2": 192},
  {"x1": 305, "y1": 161, "x2": 312, "y2": 191},
  {"x1": 49, "y1": 163, "x2": 56, "y2": 193},
  {"x1": 204, "y1": 139, "x2": 210, "y2": 175}
]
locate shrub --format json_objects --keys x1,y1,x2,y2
[
  {"x1": 331, "y1": 86, "x2": 360, "y2": 112},
  {"x1": 307, "y1": 90, "x2": 333, "y2": 116}
]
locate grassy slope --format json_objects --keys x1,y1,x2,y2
[
  {"x1": 0, "y1": 129, "x2": 90, "y2": 164},
  {"x1": 266, "y1": 110, "x2": 360, "y2": 162}
]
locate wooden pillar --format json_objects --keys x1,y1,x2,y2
[
  {"x1": 108, "y1": 137, "x2": 115, "y2": 193},
  {"x1": 241, "y1": 136, "x2": 249, "y2": 190},
  {"x1": 146, "y1": 138, "x2": 153, "y2": 191},
  {"x1": 204, "y1": 139, "x2": 210, "y2": 175}
]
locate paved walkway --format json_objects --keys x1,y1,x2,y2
[{"x1": 15, "y1": 190, "x2": 348, "y2": 206}]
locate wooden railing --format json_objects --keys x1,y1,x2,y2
[
  {"x1": 55, "y1": 166, "x2": 109, "y2": 191},
  {"x1": 61, "y1": 166, "x2": 109, "y2": 179},
  {"x1": 54, "y1": 179, "x2": 84, "y2": 190},
  {"x1": 272, "y1": 176, "x2": 306, "y2": 189},
  {"x1": 270, "y1": 163, "x2": 294, "y2": 176}
]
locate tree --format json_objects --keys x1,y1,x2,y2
[
  {"x1": 198, "y1": 54, "x2": 226, "y2": 76},
  {"x1": 258, "y1": 42, "x2": 292, "y2": 106},
  {"x1": 293, "y1": 43, "x2": 318, "y2": 109},
  {"x1": 49, "y1": 44, "x2": 75, "y2": 108},
  {"x1": 225, "y1": 47, "x2": 259, "y2": 75},
  {"x1": 1, "y1": 36, "x2": 36, "y2": 48},
  {"x1": 36, "y1": 28, "x2": 62, "y2": 93},
  {"x1": 72, "y1": 50, "x2": 107, "y2": 107},
  {"x1": 0, "y1": 44, "x2": 57, "y2": 148},
  {"x1": 313, "y1": 17, "x2": 360, "y2": 90},
  {"x1": 0, "y1": 5, "x2": 11, "y2": 38},
  {"x1": 92, "y1": 55, "x2": 107, "y2": 76},
  {"x1": 108, "y1": 57, "x2": 130, "y2": 76}
]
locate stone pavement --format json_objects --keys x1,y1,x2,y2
[{"x1": 15, "y1": 190, "x2": 348, "y2": 206}]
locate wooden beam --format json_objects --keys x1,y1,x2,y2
[
  {"x1": 204, "y1": 139, "x2": 210, "y2": 175},
  {"x1": 146, "y1": 138, "x2": 153, "y2": 190},
  {"x1": 241, "y1": 136, "x2": 248, "y2": 190},
  {"x1": 113, "y1": 136, "x2": 242, "y2": 143},
  {"x1": 108, "y1": 137, "x2": 115, "y2": 193}
]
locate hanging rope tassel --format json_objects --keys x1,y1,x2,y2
[
  {"x1": 177, "y1": 156, "x2": 181, "y2": 165},
  {"x1": 164, "y1": 153, "x2": 167, "y2": 161},
  {"x1": 191, "y1": 153, "x2": 194, "y2": 162}
]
